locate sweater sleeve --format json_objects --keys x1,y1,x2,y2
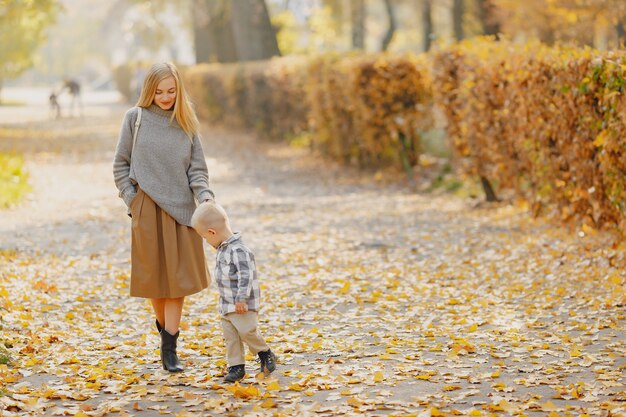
[
  {"x1": 113, "y1": 108, "x2": 138, "y2": 207},
  {"x1": 187, "y1": 134, "x2": 215, "y2": 203}
]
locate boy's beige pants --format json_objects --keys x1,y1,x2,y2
[{"x1": 221, "y1": 311, "x2": 269, "y2": 367}]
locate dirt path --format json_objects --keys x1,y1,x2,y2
[{"x1": 1, "y1": 103, "x2": 625, "y2": 417}]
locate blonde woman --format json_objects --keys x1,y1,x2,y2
[{"x1": 113, "y1": 62, "x2": 213, "y2": 372}]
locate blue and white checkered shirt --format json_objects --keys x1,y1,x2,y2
[{"x1": 215, "y1": 232, "x2": 260, "y2": 315}]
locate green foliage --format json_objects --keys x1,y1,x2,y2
[
  {"x1": 0, "y1": 344, "x2": 9, "y2": 365},
  {"x1": 0, "y1": 153, "x2": 30, "y2": 208},
  {"x1": 272, "y1": 10, "x2": 300, "y2": 55},
  {"x1": 0, "y1": 0, "x2": 61, "y2": 84}
]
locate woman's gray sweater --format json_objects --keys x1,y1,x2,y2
[{"x1": 113, "y1": 105, "x2": 214, "y2": 226}]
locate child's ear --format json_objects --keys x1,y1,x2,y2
[{"x1": 207, "y1": 228, "x2": 216, "y2": 235}]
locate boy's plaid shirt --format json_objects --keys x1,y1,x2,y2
[{"x1": 215, "y1": 232, "x2": 260, "y2": 315}]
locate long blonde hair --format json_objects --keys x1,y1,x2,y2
[{"x1": 136, "y1": 62, "x2": 199, "y2": 138}]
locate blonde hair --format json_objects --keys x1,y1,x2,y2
[
  {"x1": 191, "y1": 201, "x2": 229, "y2": 233},
  {"x1": 136, "y1": 62, "x2": 199, "y2": 138}
]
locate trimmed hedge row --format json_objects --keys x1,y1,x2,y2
[
  {"x1": 184, "y1": 41, "x2": 626, "y2": 230},
  {"x1": 432, "y1": 39, "x2": 626, "y2": 229},
  {"x1": 185, "y1": 58, "x2": 308, "y2": 141},
  {"x1": 185, "y1": 54, "x2": 434, "y2": 170}
]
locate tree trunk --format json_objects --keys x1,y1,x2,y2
[
  {"x1": 192, "y1": 0, "x2": 212, "y2": 63},
  {"x1": 453, "y1": 0, "x2": 464, "y2": 41},
  {"x1": 618, "y1": 20, "x2": 625, "y2": 48},
  {"x1": 477, "y1": 0, "x2": 500, "y2": 37},
  {"x1": 230, "y1": 0, "x2": 280, "y2": 61},
  {"x1": 351, "y1": 0, "x2": 366, "y2": 50},
  {"x1": 381, "y1": 0, "x2": 396, "y2": 51},
  {"x1": 210, "y1": 1, "x2": 239, "y2": 63},
  {"x1": 422, "y1": 0, "x2": 432, "y2": 52},
  {"x1": 593, "y1": 14, "x2": 610, "y2": 51},
  {"x1": 480, "y1": 176, "x2": 498, "y2": 202},
  {"x1": 192, "y1": 0, "x2": 238, "y2": 63}
]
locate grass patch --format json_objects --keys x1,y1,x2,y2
[
  {"x1": 426, "y1": 164, "x2": 482, "y2": 198},
  {"x1": 0, "y1": 153, "x2": 31, "y2": 208},
  {"x1": 0, "y1": 343, "x2": 9, "y2": 365},
  {"x1": 287, "y1": 132, "x2": 312, "y2": 149},
  {"x1": 420, "y1": 128, "x2": 451, "y2": 158}
]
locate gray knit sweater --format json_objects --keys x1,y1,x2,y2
[{"x1": 113, "y1": 105, "x2": 214, "y2": 226}]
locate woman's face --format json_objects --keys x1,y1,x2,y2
[{"x1": 154, "y1": 76, "x2": 176, "y2": 110}]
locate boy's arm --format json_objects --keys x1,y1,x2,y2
[{"x1": 232, "y1": 247, "x2": 256, "y2": 303}]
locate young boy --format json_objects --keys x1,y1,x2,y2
[{"x1": 191, "y1": 202, "x2": 277, "y2": 382}]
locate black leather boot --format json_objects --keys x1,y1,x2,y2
[
  {"x1": 160, "y1": 330, "x2": 183, "y2": 372},
  {"x1": 224, "y1": 364, "x2": 245, "y2": 382},
  {"x1": 155, "y1": 319, "x2": 163, "y2": 333}
]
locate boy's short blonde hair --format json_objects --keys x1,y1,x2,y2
[{"x1": 191, "y1": 201, "x2": 229, "y2": 233}]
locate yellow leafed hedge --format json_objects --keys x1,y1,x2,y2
[
  {"x1": 185, "y1": 41, "x2": 626, "y2": 230},
  {"x1": 185, "y1": 53, "x2": 434, "y2": 170},
  {"x1": 185, "y1": 57, "x2": 309, "y2": 140},
  {"x1": 307, "y1": 54, "x2": 433, "y2": 168},
  {"x1": 432, "y1": 39, "x2": 626, "y2": 229}
]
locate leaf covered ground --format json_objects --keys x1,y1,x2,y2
[{"x1": 0, "y1": 105, "x2": 625, "y2": 417}]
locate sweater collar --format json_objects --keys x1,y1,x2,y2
[{"x1": 146, "y1": 103, "x2": 175, "y2": 119}]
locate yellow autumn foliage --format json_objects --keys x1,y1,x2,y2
[{"x1": 432, "y1": 38, "x2": 626, "y2": 230}]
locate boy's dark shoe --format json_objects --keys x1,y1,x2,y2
[
  {"x1": 224, "y1": 365, "x2": 245, "y2": 383},
  {"x1": 258, "y1": 349, "x2": 277, "y2": 374}
]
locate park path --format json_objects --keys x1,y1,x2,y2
[{"x1": 0, "y1": 97, "x2": 625, "y2": 417}]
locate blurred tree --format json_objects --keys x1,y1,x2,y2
[
  {"x1": 270, "y1": 9, "x2": 299, "y2": 54},
  {"x1": 381, "y1": 0, "x2": 396, "y2": 51},
  {"x1": 492, "y1": 0, "x2": 626, "y2": 48},
  {"x1": 192, "y1": 0, "x2": 238, "y2": 63},
  {"x1": 231, "y1": 0, "x2": 281, "y2": 60},
  {"x1": 453, "y1": 0, "x2": 464, "y2": 41},
  {"x1": 351, "y1": 0, "x2": 365, "y2": 49},
  {"x1": 192, "y1": 0, "x2": 212, "y2": 63},
  {"x1": 477, "y1": 0, "x2": 500, "y2": 36},
  {"x1": 422, "y1": 0, "x2": 432, "y2": 51},
  {"x1": 0, "y1": 0, "x2": 60, "y2": 101},
  {"x1": 192, "y1": 0, "x2": 279, "y2": 62}
]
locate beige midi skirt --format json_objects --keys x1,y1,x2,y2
[{"x1": 130, "y1": 188, "x2": 209, "y2": 298}]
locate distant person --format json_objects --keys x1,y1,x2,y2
[
  {"x1": 113, "y1": 62, "x2": 214, "y2": 372},
  {"x1": 191, "y1": 202, "x2": 277, "y2": 383},
  {"x1": 49, "y1": 91, "x2": 61, "y2": 119},
  {"x1": 62, "y1": 78, "x2": 82, "y2": 117}
]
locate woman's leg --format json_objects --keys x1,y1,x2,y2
[
  {"x1": 163, "y1": 297, "x2": 185, "y2": 335},
  {"x1": 150, "y1": 298, "x2": 166, "y2": 329},
  {"x1": 159, "y1": 296, "x2": 185, "y2": 372}
]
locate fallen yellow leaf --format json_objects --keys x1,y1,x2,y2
[
  {"x1": 266, "y1": 381, "x2": 280, "y2": 391},
  {"x1": 373, "y1": 371, "x2": 384, "y2": 383},
  {"x1": 261, "y1": 398, "x2": 277, "y2": 409}
]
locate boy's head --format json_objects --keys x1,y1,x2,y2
[{"x1": 191, "y1": 201, "x2": 231, "y2": 248}]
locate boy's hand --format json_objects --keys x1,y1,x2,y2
[{"x1": 235, "y1": 302, "x2": 248, "y2": 314}]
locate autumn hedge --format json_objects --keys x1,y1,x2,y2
[
  {"x1": 185, "y1": 41, "x2": 626, "y2": 230},
  {"x1": 185, "y1": 54, "x2": 434, "y2": 170},
  {"x1": 431, "y1": 39, "x2": 626, "y2": 230}
]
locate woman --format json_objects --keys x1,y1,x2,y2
[{"x1": 113, "y1": 62, "x2": 213, "y2": 372}]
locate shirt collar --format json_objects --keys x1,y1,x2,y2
[{"x1": 217, "y1": 232, "x2": 242, "y2": 250}]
